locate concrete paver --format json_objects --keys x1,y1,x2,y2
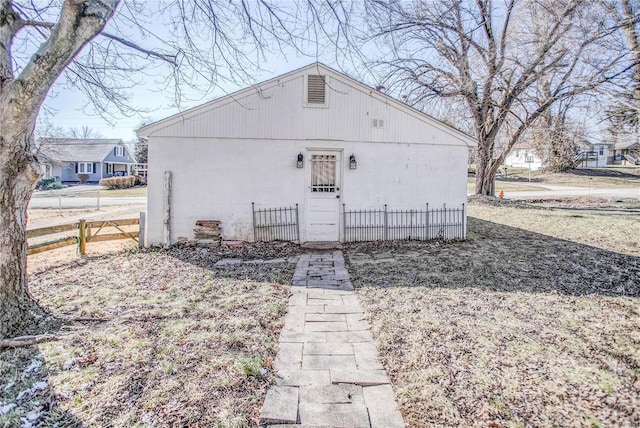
[
  {"x1": 260, "y1": 386, "x2": 299, "y2": 424},
  {"x1": 259, "y1": 251, "x2": 406, "y2": 427}
]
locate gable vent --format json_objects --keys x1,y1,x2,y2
[
  {"x1": 307, "y1": 75, "x2": 326, "y2": 104},
  {"x1": 373, "y1": 118, "x2": 385, "y2": 128}
]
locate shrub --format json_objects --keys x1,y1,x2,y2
[
  {"x1": 99, "y1": 175, "x2": 137, "y2": 189},
  {"x1": 36, "y1": 178, "x2": 55, "y2": 189},
  {"x1": 36, "y1": 178, "x2": 65, "y2": 190},
  {"x1": 46, "y1": 182, "x2": 64, "y2": 190},
  {"x1": 77, "y1": 173, "x2": 89, "y2": 184}
]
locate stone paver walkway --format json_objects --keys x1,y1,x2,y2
[{"x1": 259, "y1": 251, "x2": 405, "y2": 428}]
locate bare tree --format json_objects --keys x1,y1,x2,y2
[
  {"x1": 364, "y1": 0, "x2": 619, "y2": 194},
  {"x1": 0, "y1": 0, "x2": 348, "y2": 339},
  {"x1": 530, "y1": 106, "x2": 585, "y2": 172},
  {"x1": 69, "y1": 125, "x2": 103, "y2": 139},
  {"x1": 601, "y1": 0, "x2": 640, "y2": 143}
]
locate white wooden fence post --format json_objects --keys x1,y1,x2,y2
[
  {"x1": 163, "y1": 171, "x2": 172, "y2": 247},
  {"x1": 139, "y1": 211, "x2": 146, "y2": 249}
]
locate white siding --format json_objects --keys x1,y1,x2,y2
[
  {"x1": 143, "y1": 73, "x2": 468, "y2": 148},
  {"x1": 147, "y1": 137, "x2": 468, "y2": 244},
  {"x1": 142, "y1": 64, "x2": 471, "y2": 245},
  {"x1": 505, "y1": 149, "x2": 543, "y2": 170}
]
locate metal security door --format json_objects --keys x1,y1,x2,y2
[{"x1": 306, "y1": 152, "x2": 341, "y2": 241}]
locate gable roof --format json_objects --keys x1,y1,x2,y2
[
  {"x1": 37, "y1": 138, "x2": 130, "y2": 163},
  {"x1": 614, "y1": 140, "x2": 640, "y2": 150},
  {"x1": 137, "y1": 63, "x2": 475, "y2": 146}
]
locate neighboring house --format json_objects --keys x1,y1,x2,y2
[
  {"x1": 610, "y1": 140, "x2": 640, "y2": 165},
  {"x1": 138, "y1": 63, "x2": 474, "y2": 245},
  {"x1": 37, "y1": 138, "x2": 136, "y2": 183},
  {"x1": 576, "y1": 142, "x2": 612, "y2": 168},
  {"x1": 504, "y1": 143, "x2": 544, "y2": 170}
]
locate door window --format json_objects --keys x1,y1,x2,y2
[{"x1": 311, "y1": 154, "x2": 337, "y2": 192}]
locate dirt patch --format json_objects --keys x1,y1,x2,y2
[
  {"x1": 3, "y1": 247, "x2": 296, "y2": 427},
  {"x1": 346, "y1": 207, "x2": 640, "y2": 427}
]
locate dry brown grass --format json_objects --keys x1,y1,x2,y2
[
  {"x1": 2, "y1": 246, "x2": 297, "y2": 427},
  {"x1": 347, "y1": 204, "x2": 640, "y2": 427},
  {"x1": 509, "y1": 168, "x2": 640, "y2": 188},
  {"x1": 467, "y1": 178, "x2": 548, "y2": 192}
]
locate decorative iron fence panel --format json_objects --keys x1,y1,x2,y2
[
  {"x1": 252, "y1": 203, "x2": 300, "y2": 242},
  {"x1": 343, "y1": 204, "x2": 466, "y2": 243}
]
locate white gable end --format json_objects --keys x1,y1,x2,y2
[{"x1": 139, "y1": 64, "x2": 472, "y2": 147}]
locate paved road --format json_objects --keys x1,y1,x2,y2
[
  {"x1": 29, "y1": 196, "x2": 146, "y2": 209},
  {"x1": 30, "y1": 185, "x2": 147, "y2": 208},
  {"x1": 503, "y1": 186, "x2": 640, "y2": 199},
  {"x1": 468, "y1": 180, "x2": 640, "y2": 199}
]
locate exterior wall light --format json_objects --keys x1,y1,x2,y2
[
  {"x1": 349, "y1": 154, "x2": 357, "y2": 169},
  {"x1": 297, "y1": 153, "x2": 304, "y2": 168}
]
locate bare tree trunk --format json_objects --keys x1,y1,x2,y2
[
  {"x1": 474, "y1": 137, "x2": 502, "y2": 196},
  {"x1": 0, "y1": 0, "x2": 118, "y2": 338},
  {"x1": 0, "y1": 125, "x2": 55, "y2": 338},
  {"x1": 475, "y1": 145, "x2": 494, "y2": 195}
]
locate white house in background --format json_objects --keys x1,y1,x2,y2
[
  {"x1": 504, "y1": 142, "x2": 544, "y2": 170},
  {"x1": 37, "y1": 138, "x2": 136, "y2": 183},
  {"x1": 611, "y1": 140, "x2": 640, "y2": 165},
  {"x1": 137, "y1": 63, "x2": 473, "y2": 245},
  {"x1": 576, "y1": 142, "x2": 612, "y2": 168}
]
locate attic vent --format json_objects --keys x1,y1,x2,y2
[
  {"x1": 307, "y1": 75, "x2": 326, "y2": 104},
  {"x1": 373, "y1": 118, "x2": 385, "y2": 128}
]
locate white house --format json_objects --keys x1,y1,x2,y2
[
  {"x1": 504, "y1": 142, "x2": 544, "y2": 170},
  {"x1": 611, "y1": 140, "x2": 640, "y2": 165},
  {"x1": 576, "y1": 142, "x2": 612, "y2": 168},
  {"x1": 138, "y1": 63, "x2": 473, "y2": 246}
]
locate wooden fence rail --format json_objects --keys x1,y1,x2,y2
[{"x1": 27, "y1": 216, "x2": 141, "y2": 256}]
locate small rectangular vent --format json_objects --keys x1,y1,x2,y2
[
  {"x1": 373, "y1": 118, "x2": 385, "y2": 128},
  {"x1": 307, "y1": 75, "x2": 326, "y2": 104}
]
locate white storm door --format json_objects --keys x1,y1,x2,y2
[{"x1": 306, "y1": 152, "x2": 341, "y2": 241}]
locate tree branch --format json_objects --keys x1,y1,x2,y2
[
  {"x1": 100, "y1": 32, "x2": 178, "y2": 66},
  {"x1": 0, "y1": 333, "x2": 58, "y2": 348}
]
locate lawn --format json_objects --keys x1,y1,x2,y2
[
  {"x1": 346, "y1": 202, "x2": 640, "y2": 427},
  {"x1": 506, "y1": 168, "x2": 640, "y2": 188},
  {"x1": 1, "y1": 244, "x2": 301, "y2": 427},
  {"x1": 5, "y1": 198, "x2": 640, "y2": 427},
  {"x1": 468, "y1": 168, "x2": 640, "y2": 193}
]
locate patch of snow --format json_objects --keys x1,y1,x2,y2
[
  {"x1": 15, "y1": 381, "x2": 48, "y2": 403},
  {"x1": 0, "y1": 403, "x2": 17, "y2": 414},
  {"x1": 21, "y1": 360, "x2": 43, "y2": 379},
  {"x1": 62, "y1": 359, "x2": 76, "y2": 370}
]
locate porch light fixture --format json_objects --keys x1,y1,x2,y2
[
  {"x1": 349, "y1": 154, "x2": 357, "y2": 169},
  {"x1": 297, "y1": 153, "x2": 304, "y2": 168}
]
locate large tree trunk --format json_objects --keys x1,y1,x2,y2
[
  {"x1": 474, "y1": 142, "x2": 497, "y2": 196},
  {"x1": 0, "y1": 0, "x2": 118, "y2": 339},
  {"x1": 0, "y1": 128, "x2": 55, "y2": 338}
]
